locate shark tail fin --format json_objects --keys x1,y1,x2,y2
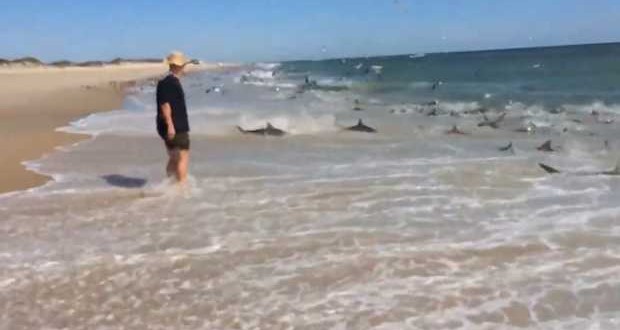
[
  {"x1": 539, "y1": 163, "x2": 561, "y2": 174},
  {"x1": 236, "y1": 126, "x2": 246, "y2": 133}
]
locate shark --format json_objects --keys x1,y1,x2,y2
[
  {"x1": 478, "y1": 113, "x2": 507, "y2": 129},
  {"x1": 537, "y1": 140, "x2": 556, "y2": 152},
  {"x1": 344, "y1": 119, "x2": 377, "y2": 133},
  {"x1": 237, "y1": 122, "x2": 287, "y2": 137},
  {"x1": 499, "y1": 142, "x2": 514, "y2": 153},
  {"x1": 539, "y1": 162, "x2": 620, "y2": 176}
]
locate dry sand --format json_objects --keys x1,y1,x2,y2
[{"x1": 0, "y1": 63, "x2": 216, "y2": 194}]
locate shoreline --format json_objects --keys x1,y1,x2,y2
[{"x1": 0, "y1": 63, "x2": 219, "y2": 195}]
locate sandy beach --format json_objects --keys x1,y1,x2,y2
[{"x1": 0, "y1": 63, "x2": 215, "y2": 194}]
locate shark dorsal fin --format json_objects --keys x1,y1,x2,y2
[
  {"x1": 266, "y1": 122, "x2": 274, "y2": 129},
  {"x1": 358, "y1": 119, "x2": 363, "y2": 125},
  {"x1": 539, "y1": 140, "x2": 552, "y2": 150},
  {"x1": 614, "y1": 159, "x2": 620, "y2": 173}
]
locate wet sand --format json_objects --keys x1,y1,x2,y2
[{"x1": 0, "y1": 64, "x2": 213, "y2": 194}]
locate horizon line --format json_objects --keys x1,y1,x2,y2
[
  {"x1": 276, "y1": 40, "x2": 620, "y2": 63},
  {"x1": 2, "y1": 40, "x2": 619, "y2": 65}
]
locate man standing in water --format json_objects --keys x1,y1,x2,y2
[{"x1": 157, "y1": 52, "x2": 192, "y2": 183}]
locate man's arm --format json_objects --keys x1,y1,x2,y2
[{"x1": 160, "y1": 102, "x2": 176, "y2": 140}]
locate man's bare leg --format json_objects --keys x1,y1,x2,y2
[
  {"x1": 167, "y1": 149, "x2": 179, "y2": 178},
  {"x1": 176, "y1": 150, "x2": 190, "y2": 183}
]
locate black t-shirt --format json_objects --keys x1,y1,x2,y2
[{"x1": 156, "y1": 74, "x2": 189, "y2": 136}]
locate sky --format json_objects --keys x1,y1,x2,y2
[{"x1": 1, "y1": 0, "x2": 619, "y2": 62}]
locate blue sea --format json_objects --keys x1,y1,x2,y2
[
  {"x1": 283, "y1": 42, "x2": 620, "y2": 106},
  {"x1": 2, "y1": 43, "x2": 620, "y2": 329}
]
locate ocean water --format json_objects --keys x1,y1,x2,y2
[{"x1": 2, "y1": 43, "x2": 620, "y2": 329}]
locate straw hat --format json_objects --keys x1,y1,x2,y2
[{"x1": 166, "y1": 51, "x2": 189, "y2": 66}]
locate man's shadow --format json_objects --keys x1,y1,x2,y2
[{"x1": 101, "y1": 174, "x2": 148, "y2": 189}]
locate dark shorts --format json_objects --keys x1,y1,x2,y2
[{"x1": 162, "y1": 132, "x2": 190, "y2": 150}]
